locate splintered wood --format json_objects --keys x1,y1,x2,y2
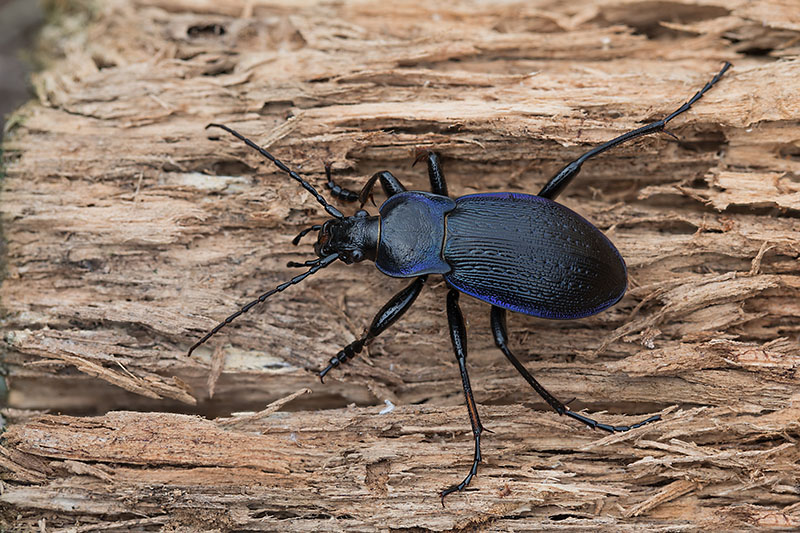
[{"x1": 1, "y1": 0, "x2": 799, "y2": 530}]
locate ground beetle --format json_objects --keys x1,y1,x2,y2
[{"x1": 190, "y1": 62, "x2": 731, "y2": 499}]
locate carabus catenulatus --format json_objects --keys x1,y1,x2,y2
[{"x1": 190, "y1": 62, "x2": 731, "y2": 499}]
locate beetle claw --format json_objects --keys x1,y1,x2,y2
[
  {"x1": 662, "y1": 129, "x2": 680, "y2": 141},
  {"x1": 412, "y1": 148, "x2": 431, "y2": 167}
]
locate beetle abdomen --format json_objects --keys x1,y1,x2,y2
[{"x1": 443, "y1": 193, "x2": 626, "y2": 319}]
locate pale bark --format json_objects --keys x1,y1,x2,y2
[{"x1": 1, "y1": 0, "x2": 799, "y2": 530}]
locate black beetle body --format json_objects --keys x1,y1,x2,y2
[
  {"x1": 322, "y1": 190, "x2": 626, "y2": 318},
  {"x1": 192, "y1": 63, "x2": 731, "y2": 500}
]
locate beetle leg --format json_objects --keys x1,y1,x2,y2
[
  {"x1": 296, "y1": 165, "x2": 408, "y2": 245},
  {"x1": 357, "y1": 170, "x2": 407, "y2": 207},
  {"x1": 537, "y1": 62, "x2": 731, "y2": 201},
  {"x1": 441, "y1": 289, "x2": 484, "y2": 502},
  {"x1": 324, "y1": 162, "x2": 360, "y2": 202},
  {"x1": 326, "y1": 162, "x2": 407, "y2": 207},
  {"x1": 490, "y1": 306, "x2": 661, "y2": 433},
  {"x1": 414, "y1": 150, "x2": 448, "y2": 196},
  {"x1": 319, "y1": 275, "x2": 426, "y2": 380}
]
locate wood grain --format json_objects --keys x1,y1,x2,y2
[{"x1": 1, "y1": 0, "x2": 799, "y2": 530}]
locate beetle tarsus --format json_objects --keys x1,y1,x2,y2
[
  {"x1": 563, "y1": 409, "x2": 661, "y2": 433},
  {"x1": 317, "y1": 276, "x2": 427, "y2": 377},
  {"x1": 441, "y1": 289, "x2": 486, "y2": 499},
  {"x1": 319, "y1": 345, "x2": 364, "y2": 377},
  {"x1": 537, "y1": 61, "x2": 731, "y2": 201},
  {"x1": 440, "y1": 435, "x2": 481, "y2": 504},
  {"x1": 319, "y1": 357, "x2": 339, "y2": 382},
  {"x1": 491, "y1": 305, "x2": 660, "y2": 434},
  {"x1": 324, "y1": 161, "x2": 360, "y2": 202}
]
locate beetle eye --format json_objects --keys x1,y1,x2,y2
[{"x1": 351, "y1": 250, "x2": 363, "y2": 262}]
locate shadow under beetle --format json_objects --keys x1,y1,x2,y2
[{"x1": 190, "y1": 62, "x2": 731, "y2": 500}]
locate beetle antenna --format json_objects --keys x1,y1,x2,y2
[
  {"x1": 187, "y1": 253, "x2": 339, "y2": 356},
  {"x1": 206, "y1": 123, "x2": 344, "y2": 219}
]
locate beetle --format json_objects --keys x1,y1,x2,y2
[{"x1": 190, "y1": 62, "x2": 731, "y2": 499}]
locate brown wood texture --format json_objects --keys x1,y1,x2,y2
[{"x1": 1, "y1": 0, "x2": 799, "y2": 530}]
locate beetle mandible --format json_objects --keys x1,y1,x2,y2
[{"x1": 190, "y1": 62, "x2": 731, "y2": 499}]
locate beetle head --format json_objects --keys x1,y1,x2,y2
[{"x1": 315, "y1": 210, "x2": 379, "y2": 264}]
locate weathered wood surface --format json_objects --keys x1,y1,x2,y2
[{"x1": 1, "y1": 0, "x2": 799, "y2": 530}]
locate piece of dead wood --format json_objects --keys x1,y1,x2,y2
[
  {"x1": 1, "y1": 0, "x2": 799, "y2": 530},
  {"x1": 2, "y1": 403, "x2": 800, "y2": 531}
]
